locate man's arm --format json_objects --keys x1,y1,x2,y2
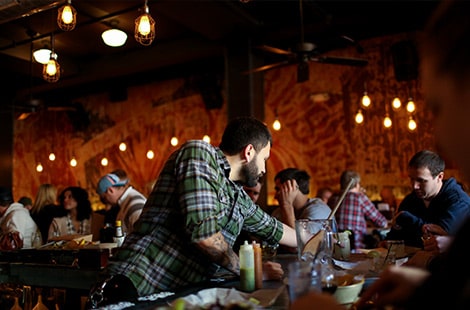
[
  {"x1": 279, "y1": 223, "x2": 297, "y2": 247},
  {"x1": 196, "y1": 231, "x2": 240, "y2": 275}
]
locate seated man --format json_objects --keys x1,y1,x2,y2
[
  {"x1": 386, "y1": 150, "x2": 470, "y2": 248},
  {"x1": 0, "y1": 187, "x2": 39, "y2": 249}
]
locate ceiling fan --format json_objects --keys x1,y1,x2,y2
[{"x1": 243, "y1": 0, "x2": 368, "y2": 82}]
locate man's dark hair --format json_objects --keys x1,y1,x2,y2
[
  {"x1": 0, "y1": 187, "x2": 13, "y2": 207},
  {"x1": 274, "y1": 168, "x2": 310, "y2": 194},
  {"x1": 408, "y1": 150, "x2": 445, "y2": 177},
  {"x1": 219, "y1": 116, "x2": 272, "y2": 155}
]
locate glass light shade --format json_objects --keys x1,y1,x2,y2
[
  {"x1": 355, "y1": 110, "x2": 364, "y2": 124},
  {"x1": 202, "y1": 135, "x2": 211, "y2": 144},
  {"x1": 135, "y1": 10, "x2": 155, "y2": 46},
  {"x1": 383, "y1": 115, "x2": 392, "y2": 128},
  {"x1": 57, "y1": 2, "x2": 77, "y2": 31},
  {"x1": 33, "y1": 48, "x2": 52, "y2": 64},
  {"x1": 272, "y1": 119, "x2": 281, "y2": 131},
  {"x1": 101, "y1": 29, "x2": 128, "y2": 47},
  {"x1": 392, "y1": 97, "x2": 401, "y2": 110},
  {"x1": 361, "y1": 93, "x2": 371, "y2": 108}
]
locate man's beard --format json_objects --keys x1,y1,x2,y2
[{"x1": 240, "y1": 158, "x2": 261, "y2": 187}]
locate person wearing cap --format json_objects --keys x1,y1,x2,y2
[
  {"x1": 0, "y1": 186, "x2": 39, "y2": 249},
  {"x1": 96, "y1": 173, "x2": 146, "y2": 235}
]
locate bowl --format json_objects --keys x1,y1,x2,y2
[{"x1": 332, "y1": 275, "x2": 365, "y2": 305}]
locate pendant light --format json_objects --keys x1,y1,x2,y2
[
  {"x1": 42, "y1": 34, "x2": 60, "y2": 83},
  {"x1": 135, "y1": 0, "x2": 156, "y2": 46},
  {"x1": 57, "y1": 0, "x2": 77, "y2": 31}
]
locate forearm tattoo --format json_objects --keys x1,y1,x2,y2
[{"x1": 198, "y1": 232, "x2": 240, "y2": 275}]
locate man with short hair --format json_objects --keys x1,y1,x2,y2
[
  {"x1": 88, "y1": 117, "x2": 297, "y2": 308},
  {"x1": 386, "y1": 150, "x2": 470, "y2": 247},
  {"x1": 0, "y1": 187, "x2": 39, "y2": 249},
  {"x1": 96, "y1": 173, "x2": 146, "y2": 235}
]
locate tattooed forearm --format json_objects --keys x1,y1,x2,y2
[{"x1": 196, "y1": 232, "x2": 240, "y2": 275}]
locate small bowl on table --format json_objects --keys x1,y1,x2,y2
[{"x1": 332, "y1": 274, "x2": 365, "y2": 306}]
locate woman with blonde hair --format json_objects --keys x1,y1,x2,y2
[{"x1": 31, "y1": 184, "x2": 66, "y2": 243}]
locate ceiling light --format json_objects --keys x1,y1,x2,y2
[
  {"x1": 135, "y1": 0, "x2": 155, "y2": 46},
  {"x1": 33, "y1": 48, "x2": 52, "y2": 64},
  {"x1": 102, "y1": 29, "x2": 128, "y2": 47},
  {"x1": 355, "y1": 109, "x2": 364, "y2": 124},
  {"x1": 57, "y1": 0, "x2": 77, "y2": 31},
  {"x1": 43, "y1": 52, "x2": 60, "y2": 83}
]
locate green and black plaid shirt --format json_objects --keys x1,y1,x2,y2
[{"x1": 106, "y1": 140, "x2": 283, "y2": 296}]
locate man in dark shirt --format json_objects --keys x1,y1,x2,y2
[{"x1": 386, "y1": 150, "x2": 470, "y2": 247}]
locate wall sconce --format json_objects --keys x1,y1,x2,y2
[
  {"x1": 406, "y1": 97, "x2": 416, "y2": 113},
  {"x1": 102, "y1": 28, "x2": 128, "y2": 47},
  {"x1": 355, "y1": 109, "x2": 364, "y2": 124},
  {"x1": 57, "y1": 0, "x2": 77, "y2": 31},
  {"x1": 135, "y1": 0, "x2": 156, "y2": 46},
  {"x1": 391, "y1": 97, "x2": 401, "y2": 110}
]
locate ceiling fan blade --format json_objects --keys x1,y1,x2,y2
[
  {"x1": 255, "y1": 45, "x2": 293, "y2": 56},
  {"x1": 242, "y1": 60, "x2": 291, "y2": 74},
  {"x1": 311, "y1": 56, "x2": 368, "y2": 67}
]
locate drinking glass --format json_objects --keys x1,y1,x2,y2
[
  {"x1": 287, "y1": 261, "x2": 313, "y2": 303},
  {"x1": 295, "y1": 219, "x2": 334, "y2": 262}
]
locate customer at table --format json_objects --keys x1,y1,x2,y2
[
  {"x1": 96, "y1": 172, "x2": 146, "y2": 235},
  {"x1": 385, "y1": 150, "x2": 470, "y2": 248},
  {"x1": 30, "y1": 183, "x2": 67, "y2": 244},
  {"x1": 0, "y1": 186, "x2": 39, "y2": 249},
  {"x1": 316, "y1": 186, "x2": 333, "y2": 204},
  {"x1": 48, "y1": 186, "x2": 92, "y2": 239},
  {"x1": 292, "y1": 2, "x2": 470, "y2": 308},
  {"x1": 88, "y1": 116, "x2": 297, "y2": 308},
  {"x1": 332, "y1": 170, "x2": 388, "y2": 249}
]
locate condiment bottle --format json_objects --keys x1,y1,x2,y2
[
  {"x1": 10, "y1": 296, "x2": 22, "y2": 310},
  {"x1": 114, "y1": 220, "x2": 125, "y2": 247},
  {"x1": 32, "y1": 294, "x2": 48, "y2": 310},
  {"x1": 239, "y1": 240, "x2": 255, "y2": 292},
  {"x1": 253, "y1": 241, "x2": 263, "y2": 289}
]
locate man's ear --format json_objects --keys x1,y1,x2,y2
[{"x1": 243, "y1": 144, "x2": 255, "y2": 162}]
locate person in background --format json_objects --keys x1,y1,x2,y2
[
  {"x1": 293, "y1": 2, "x2": 470, "y2": 308},
  {"x1": 18, "y1": 196, "x2": 33, "y2": 211},
  {"x1": 96, "y1": 172, "x2": 146, "y2": 235},
  {"x1": 385, "y1": 150, "x2": 470, "y2": 248},
  {"x1": 333, "y1": 170, "x2": 388, "y2": 249},
  {"x1": 48, "y1": 186, "x2": 92, "y2": 239},
  {"x1": 30, "y1": 184, "x2": 67, "y2": 244},
  {"x1": 242, "y1": 178, "x2": 263, "y2": 204},
  {"x1": 88, "y1": 117, "x2": 297, "y2": 308},
  {"x1": 0, "y1": 187, "x2": 39, "y2": 248},
  {"x1": 316, "y1": 187, "x2": 333, "y2": 204}
]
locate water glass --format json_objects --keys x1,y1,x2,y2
[
  {"x1": 287, "y1": 261, "x2": 313, "y2": 303},
  {"x1": 295, "y1": 219, "x2": 334, "y2": 261}
]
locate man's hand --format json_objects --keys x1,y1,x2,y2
[{"x1": 262, "y1": 260, "x2": 284, "y2": 281}]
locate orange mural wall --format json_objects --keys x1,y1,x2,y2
[{"x1": 13, "y1": 32, "x2": 466, "y2": 210}]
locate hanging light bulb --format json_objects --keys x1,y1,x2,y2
[
  {"x1": 48, "y1": 152, "x2": 56, "y2": 161},
  {"x1": 119, "y1": 141, "x2": 127, "y2": 151},
  {"x1": 43, "y1": 52, "x2": 60, "y2": 83},
  {"x1": 36, "y1": 163, "x2": 43, "y2": 172},
  {"x1": 392, "y1": 97, "x2": 401, "y2": 110},
  {"x1": 406, "y1": 98, "x2": 416, "y2": 113},
  {"x1": 170, "y1": 136, "x2": 179, "y2": 146},
  {"x1": 146, "y1": 150, "x2": 155, "y2": 159},
  {"x1": 202, "y1": 135, "x2": 211, "y2": 144},
  {"x1": 70, "y1": 156, "x2": 77, "y2": 167},
  {"x1": 101, "y1": 157, "x2": 108, "y2": 166},
  {"x1": 408, "y1": 116, "x2": 417, "y2": 131},
  {"x1": 135, "y1": 0, "x2": 156, "y2": 46},
  {"x1": 355, "y1": 109, "x2": 364, "y2": 124},
  {"x1": 361, "y1": 92, "x2": 371, "y2": 108},
  {"x1": 383, "y1": 114, "x2": 392, "y2": 128},
  {"x1": 57, "y1": 0, "x2": 77, "y2": 31}
]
